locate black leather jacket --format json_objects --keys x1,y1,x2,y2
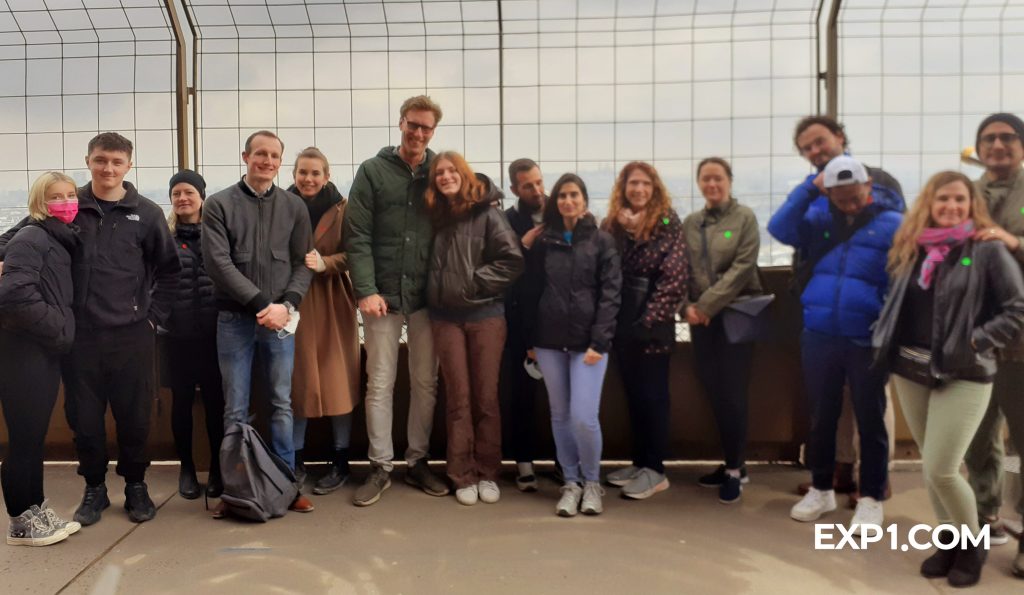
[
  {"x1": 872, "y1": 240, "x2": 1024, "y2": 382},
  {"x1": 426, "y1": 175, "x2": 524, "y2": 321}
]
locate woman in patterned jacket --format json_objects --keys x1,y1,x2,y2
[{"x1": 601, "y1": 161, "x2": 688, "y2": 501}]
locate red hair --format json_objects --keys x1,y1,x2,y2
[
  {"x1": 602, "y1": 161, "x2": 672, "y2": 241},
  {"x1": 424, "y1": 151, "x2": 486, "y2": 227}
]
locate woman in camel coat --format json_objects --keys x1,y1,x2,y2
[{"x1": 289, "y1": 147, "x2": 360, "y2": 495}]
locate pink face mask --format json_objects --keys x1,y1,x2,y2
[{"x1": 47, "y1": 199, "x2": 78, "y2": 224}]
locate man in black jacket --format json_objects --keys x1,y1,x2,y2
[
  {"x1": 0, "y1": 132, "x2": 181, "y2": 526},
  {"x1": 502, "y1": 158, "x2": 547, "y2": 491}
]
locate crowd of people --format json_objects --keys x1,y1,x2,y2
[{"x1": 0, "y1": 95, "x2": 1022, "y2": 588}]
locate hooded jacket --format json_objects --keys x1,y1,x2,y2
[
  {"x1": 343, "y1": 146, "x2": 436, "y2": 314},
  {"x1": 0, "y1": 217, "x2": 80, "y2": 352},
  {"x1": 527, "y1": 214, "x2": 622, "y2": 353},
  {"x1": 426, "y1": 174, "x2": 523, "y2": 322}
]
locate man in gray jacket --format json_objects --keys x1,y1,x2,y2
[{"x1": 202, "y1": 130, "x2": 314, "y2": 514}]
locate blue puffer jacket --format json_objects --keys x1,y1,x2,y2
[{"x1": 768, "y1": 177, "x2": 902, "y2": 341}]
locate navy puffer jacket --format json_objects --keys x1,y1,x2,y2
[{"x1": 166, "y1": 222, "x2": 217, "y2": 338}]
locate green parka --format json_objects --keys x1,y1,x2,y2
[{"x1": 343, "y1": 146, "x2": 436, "y2": 314}]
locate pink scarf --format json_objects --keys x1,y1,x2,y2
[{"x1": 916, "y1": 220, "x2": 974, "y2": 289}]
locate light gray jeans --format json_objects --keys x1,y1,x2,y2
[{"x1": 362, "y1": 308, "x2": 438, "y2": 471}]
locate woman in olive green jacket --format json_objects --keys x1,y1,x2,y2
[{"x1": 682, "y1": 157, "x2": 763, "y2": 505}]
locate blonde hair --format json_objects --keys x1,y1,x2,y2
[
  {"x1": 28, "y1": 171, "x2": 77, "y2": 222},
  {"x1": 293, "y1": 147, "x2": 330, "y2": 176},
  {"x1": 400, "y1": 95, "x2": 443, "y2": 124},
  {"x1": 888, "y1": 170, "x2": 994, "y2": 277},
  {"x1": 602, "y1": 161, "x2": 672, "y2": 241}
]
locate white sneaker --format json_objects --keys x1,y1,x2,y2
[
  {"x1": 790, "y1": 487, "x2": 837, "y2": 522},
  {"x1": 556, "y1": 483, "x2": 583, "y2": 517},
  {"x1": 478, "y1": 481, "x2": 500, "y2": 504},
  {"x1": 455, "y1": 485, "x2": 478, "y2": 506},
  {"x1": 851, "y1": 497, "x2": 884, "y2": 535},
  {"x1": 581, "y1": 481, "x2": 605, "y2": 515}
]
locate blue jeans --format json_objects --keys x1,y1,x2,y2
[
  {"x1": 535, "y1": 348, "x2": 609, "y2": 483},
  {"x1": 217, "y1": 311, "x2": 297, "y2": 470},
  {"x1": 801, "y1": 329, "x2": 889, "y2": 500},
  {"x1": 293, "y1": 414, "x2": 354, "y2": 451}
]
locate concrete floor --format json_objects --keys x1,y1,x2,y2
[{"x1": 2, "y1": 463, "x2": 1021, "y2": 595}]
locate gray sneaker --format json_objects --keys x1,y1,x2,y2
[
  {"x1": 556, "y1": 483, "x2": 583, "y2": 517},
  {"x1": 353, "y1": 466, "x2": 391, "y2": 507},
  {"x1": 7, "y1": 508, "x2": 68, "y2": 547},
  {"x1": 605, "y1": 465, "x2": 640, "y2": 487},
  {"x1": 404, "y1": 459, "x2": 449, "y2": 497},
  {"x1": 34, "y1": 501, "x2": 81, "y2": 536},
  {"x1": 581, "y1": 481, "x2": 605, "y2": 515},
  {"x1": 621, "y1": 468, "x2": 670, "y2": 500}
]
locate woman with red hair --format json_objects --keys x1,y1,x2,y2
[
  {"x1": 601, "y1": 161, "x2": 687, "y2": 500},
  {"x1": 424, "y1": 152, "x2": 523, "y2": 506}
]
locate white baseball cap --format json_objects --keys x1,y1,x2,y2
[{"x1": 822, "y1": 155, "x2": 869, "y2": 188}]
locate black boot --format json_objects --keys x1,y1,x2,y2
[
  {"x1": 947, "y1": 539, "x2": 988, "y2": 588},
  {"x1": 313, "y1": 448, "x2": 351, "y2": 495},
  {"x1": 920, "y1": 530, "x2": 958, "y2": 578},
  {"x1": 178, "y1": 463, "x2": 200, "y2": 500},
  {"x1": 1013, "y1": 534, "x2": 1023, "y2": 579},
  {"x1": 205, "y1": 469, "x2": 223, "y2": 499},
  {"x1": 294, "y1": 449, "x2": 307, "y2": 485}
]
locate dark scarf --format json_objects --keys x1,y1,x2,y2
[{"x1": 288, "y1": 181, "x2": 343, "y2": 231}]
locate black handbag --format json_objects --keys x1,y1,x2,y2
[
  {"x1": 616, "y1": 274, "x2": 675, "y2": 346},
  {"x1": 721, "y1": 294, "x2": 775, "y2": 344},
  {"x1": 891, "y1": 345, "x2": 940, "y2": 388}
]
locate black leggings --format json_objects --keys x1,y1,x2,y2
[
  {"x1": 615, "y1": 346, "x2": 671, "y2": 474},
  {"x1": 166, "y1": 335, "x2": 224, "y2": 476},
  {"x1": 691, "y1": 316, "x2": 755, "y2": 470},
  {"x1": 0, "y1": 330, "x2": 61, "y2": 517}
]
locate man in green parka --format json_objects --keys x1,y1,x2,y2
[{"x1": 343, "y1": 95, "x2": 450, "y2": 506}]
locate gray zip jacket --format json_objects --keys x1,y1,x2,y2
[{"x1": 202, "y1": 180, "x2": 313, "y2": 313}]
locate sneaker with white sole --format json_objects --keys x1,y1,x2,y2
[
  {"x1": 455, "y1": 485, "x2": 478, "y2": 506},
  {"x1": 515, "y1": 463, "x2": 538, "y2": 492},
  {"x1": 7, "y1": 508, "x2": 67, "y2": 547},
  {"x1": 605, "y1": 465, "x2": 640, "y2": 487},
  {"x1": 34, "y1": 502, "x2": 80, "y2": 536},
  {"x1": 621, "y1": 468, "x2": 669, "y2": 500},
  {"x1": 556, "y1": 483, "x2": 583, "y2": 517},
  {"x1": 478, "y1": 481, "x2": 500, "y2": 504},
  {"x1": 581, "y1": 481, "x2": 605, "y2": 515},
  {"x1": 851, "y1": 496, "x2": 883, "y2": 535},
  {"x1": 790, "y1": 487, "x2": 837, "y2": 522}
]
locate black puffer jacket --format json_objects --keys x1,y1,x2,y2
[
  {"x1": 166, "y1": 222, "x2": 217, "y2": 339},
  {"x1": 528, "y1": 214, "x2": 622, "y2": 353},
  {"x1": 873, "y1": 240, "x2": 1024, "y2": 382},
  {"x1": 427, "y1": 175, "x2": 524, "y2": 322},
  {"x1": 0, "y1": 217, "x2": 80, "y2": 352}
]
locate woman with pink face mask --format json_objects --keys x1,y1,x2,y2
[{"x1": 0, "y1": 171, "x2": 82, "y2": 546}]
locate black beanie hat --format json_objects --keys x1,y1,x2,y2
[
  {"x1": 976, "y1": 113, "x2": 1024, "y2": 151},
  {"x1": 169, "y1": 169, "x2": 206, "y2": 199}
]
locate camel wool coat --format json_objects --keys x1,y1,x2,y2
[{"x1": 292, "y1": 195, "x2": 361, "y2": 418}]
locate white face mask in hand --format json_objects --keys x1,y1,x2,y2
[{"x1": 277, "y1": 311, "x2": 301, "y2": 339}]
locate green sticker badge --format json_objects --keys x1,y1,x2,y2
[
  {"x1": 961, "y1": 257, "x2": 972, "y2": 267},
  {"x1": 824, "y1": 231, "x2": 831, "y2": 240},
  {"x1": 724, "y1": 231, "x2": 733, "y2": 239},
  {"x1": 662, "y1": 217, "x2": 670, "y2": 225}
]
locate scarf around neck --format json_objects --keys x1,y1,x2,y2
[{"x1": 916, "y1": 220, "x2": 974, "y2": 289}]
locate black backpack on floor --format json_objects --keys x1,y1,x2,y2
[{"x1": 217, "y1": 422, "x2": 298, "y2": 522}]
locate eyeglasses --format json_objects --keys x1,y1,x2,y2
[
  {"x1": 979, "y1": 132, "x2": 1020, "y2": 146},
  {"x1": 403, "y1": 119, "x2": 436, "y2": 134}
]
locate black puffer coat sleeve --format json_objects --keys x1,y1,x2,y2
[
  {"x1": 0, "y1": 227, "x2": 74, "y2": 351},
  {"x1": 590, "y1": 231, "x2": 622, "y2": 353},
  {"x1": 0, "y1": 216, "x2": 31, "y2": 261}
]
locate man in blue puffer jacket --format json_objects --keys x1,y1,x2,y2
[{"x1": 769, "y1": 156, "x2": 902, "y2": 530}]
